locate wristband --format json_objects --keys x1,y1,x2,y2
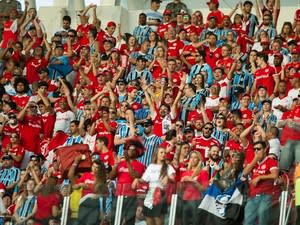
[{"x1": 72, "y1": 163, "x2": 78, "y2": 167}]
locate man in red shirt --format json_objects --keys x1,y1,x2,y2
[
  {"x1": 206, "y1": 0, "x2": 224, "y2": 26},
  {"x1": 110, "y1": 139, "x2": 145, "y2": 225},
  {"x1": 193, "y1": 122, "x2": 220, "y2": 161},
  {"x1": 166, "y1": 26, "x2": 184, "y2": 59},
  {"x1": 251, "y1": 52, "x2": 278, "y2": 97},
  {"x1": 243, "y1": 141, "x2": 279, "y2": 225},
  {"x1": 17, "y1": 101, "x2": 43, "y2": 156}
]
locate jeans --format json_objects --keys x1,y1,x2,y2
[
  {"x1": 279, "y1": 140, "x2": 300, "y2": 171},
  {"x1": 244, "y1": 194, "x2": 272, "y2": 225}
]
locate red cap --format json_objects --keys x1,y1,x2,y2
[
  {"x1": 295, "y1": 9, "x2": 300, "y2": 21},
  {"x1": 223, "y1": 15, "x2": 230, "y2": 20},
  {"x1": 107, "y1": 21, "x2": 116, "y2": 27},
  {"x1": 163, "y1": 9, "x2": 172, "y2": 16},
  {"x1": 211, "y1": 82, "x2": 221, "y2": 88},
  {"x1": 58, "y1": 96, "x2": 67, "y2": 103},
  {"x1": 242, "y1": 94, "x2": 251, "y2": 99},
  {"x1": 111, "y1": 48, "x2": 120, "y2": 53},
  {"x1": 291, "y1": 48, "x2": 299, "y2": 54},
  {"x1": 207, "y1": 0, "x2": 219, "y2": 5},
  {"x1": 127, "y1": 86, "x2": 137, "y2": 93},
  {"x1": 274, "y1": 52, "x2": 283, "y2": 60}
]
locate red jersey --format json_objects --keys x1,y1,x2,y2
[
  {"x1": 181, "y1": 169, "x2": 209, "y2": 200},
  {"x1": 95, "y1": 120, "x2": 117, "y2": 150},
  {"x1": 116, "y1": 160, "x2": 145, "y2": 196},
  {"x1": 95, "y1": 150, "x2": 115, "y2": 167},
  {"x1": 225, "y1": 139, "x2": 243, "y2": 152},
  {"x1": 41, "y1": 112, "x2": 56, "y2": 139},
  {"x1": 12, "y1": 95, "x2": 30, "y2": 108},
  {"x1": 8, "y1": 145, "x2": 25, "y2": 168},
  {"x1": 0, "y1": 20, "x2": 18, "y2": 49},
  {"x1": 157, "y1": 22, "x2": 176, "y2": 39},
  {"x1": 249, "y1": 156, "x2": 279, "y2": 197},
  {"x1": 207, "y1": 10, "x2": 224, "y2": 26},
  {"x1": 20, "y1": 115, "x2": 43, "y2": 154},
  {"x1": 192, "y1": 136, "x2": 220, "y2": 161},
  {"x1": 96, "y1": 29, "x2": 116, "y2": 53},
  {"x1": 26, "y1": 57, "x2": 48, "y2": 84},
  {"x1": 204, "y1": 45, "x2": 222, "y2": 69},
  {"x1": 254, "y1": 65, "x2": 275, "y2": 96},
  {"x1": 167, "y1": 39, "x2": 184, "y2": 59},
  {"x1": 181, "y1": 44, "x2": 200, "y2": 66},
  {"x1": 76, "y1": 23, "x2": 94, "y2": 45},
  {"x1": 216, "y1": 57, "x2": 234, "y2": 74},
  {"x1": 187, "y1": 109, "x2": 214, "y2": 123},
  {"x1": 34, "y1": 193, "x2": 60, "y2": 225},
  {"x1": 2, "y1": 124, "x2": 20, "y2": 149},
  {"x1": 160, "y1": 141, "x2": 176, "y2": 161},
  {"x1": 77, "y1": 172, "x2": 95, "y2": 197},
  {"x1": 150, "y1": 59, "x2": 164, "y2": 80}
]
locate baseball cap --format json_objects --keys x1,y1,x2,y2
[
  {"x1": 151, "y1": 0, "x2": 162, "y2": 3},
  {"x1": 137, "y1": 55, "x2": 147, "y2": 61},
  {"x1": 274, "y1": 52, "x2": 283, "y2": 60},
  {"x1": 144, "y1": 119, "x2": 154, "y2": 127},
  {"x1": 55, "y1": 44, "x2": 64, "y2": 49},
  {"x1": 287, "y1": 39, "x2": 297, "y2": 46},
  {"x1": 2, "y1": 154, "x2": 13, "y2": 161},
  {"x1": 106, "y1": 21, "x2": 116, "y2": 27},
  {"x1": 163, "y1": 9, "x2": 172, "y2": 16},
  {"x1": 291, "y1": 48, "x2": 299, "y2": 54},
  {"x1": 127, "y1": 86, "x2": 137, "y2": 93},
  {"x1": 262, "y1": 99, "x2": 272, "y2": 105},
  {"x1": 207, "y1": 0, "x2": 219, "y2": 5},
  {"x1": 184, "y1": 126, "x2": 194, "y2": 133}
]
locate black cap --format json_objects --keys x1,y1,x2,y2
[
  {"x1": 137, "y1": 55, "x2": 147, "y2": 62},
  {"x1": 243, "y1": 1, "x2": 253, "y2": 6},
  {"x1": 151, "y1": 0, "x2": 162, "y2": 3},
  {"x1": 55, "y1": 44, "x2": 64, "y2": 49},
  {"x1": 287, "y1": 39, "x2": 297, "y2": 46},
  {"x1": 144, "y1": 119, "x2": 154, "y2": 127},
  {"x1": 2, "y1": 154, "x2": 13, "y2": 160},
  {"x1": 38, "y1": 67, "x2": 49, "y2": 74},
  {"x1": 262, "y1": 99, "x2": 272, "y2": 105},
  {"x1": 117, "y1": 78, "x2": 126, "y2": 84},
  {"x1": 184, "y1": 126, "x2": 194, "y2": 133},
  {"x1": 233, "y1": 86, "x2": 244, "y2": 95}
]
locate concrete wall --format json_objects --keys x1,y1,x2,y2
[{"x1": 37, "y1": 1, "x2": 298, "y2": 39}]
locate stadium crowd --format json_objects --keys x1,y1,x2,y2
[{"x1": 0, "y1": 0, "x2": 299, "y2": 224}]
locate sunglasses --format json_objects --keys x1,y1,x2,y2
[
  {"x1": 254, "y1": 147, "x2": 263, "y2": 151},
  {"x1": 204, "y1": 127, "x2": 213, "y2": 131},
  {"x1": 67, "y1": 34, "x2": 75, "y2": 37},
  {"x1": 8, "y1": 115, "x2": 16, "y2": 119},
  {"x1": 176, "y1": 124, "x2": 183, "y2": 128}
]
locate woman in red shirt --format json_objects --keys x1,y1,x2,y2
[
  {"x1": 180, "y1": 151, "x2": 209, "y2": 225},
  {"x1": 3, "y1": 132, "x2": 25, "y2": 168}
]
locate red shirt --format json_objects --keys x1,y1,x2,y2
[
  {"x1": 216, "y1": 57, "x2": 234, "y2": 74},
  {"x1": 160, "y1": 141, "x2": 176, "y2": 161},
  {"x1": 150, "y1": 59, "x2": 164, "y2": 80},
  {"x1": 167, "y1": 39, "x2": 184, "y2": 59},
  {"x1": 98, "y1": 151, "x2": 115, "y2": 167},
  {"x1": 26, "y1": 57, "x2": 48, "y2": 84},
  {"x1": 0, "y1": 20, "x2": 18, "y2": 49},
  {"x1": 181, "y1": 169, "x2": 209, "y2": 200},
  {"x1": 157, "y1": 22, "x2": 176, "y2": 39},
  {"x1": 181, "y1": 44, "x2": 200, "y2": 66},
  {"x1": 187, "y1": 109, "x2": 214, "y2": 123},
  {"x1": 2, "y1": 124, "x2": 20, "y2": 149},
  {"x1": 8, "y1": 145, "x2": 25, "y2": 168},
  {"x1": 254, "y1": 65, "x2": 275, "y2": 96},
  {"x1": 34, "y1": 193, "x2": 60, "y2": 225},
  {"x1": 41, "y1": 112, "x2": 56, "y2": 139},
  {"x1": 77, "y1": 172, "x2": 95, "y2": 197},
  {"x1": 95, "y1": 120, "x2": 117, "y2": 150},
  {"x1": 20, "y1": 115, "x2": 43, "y2": 154},
  {"x1": 249, "y1": 156, "x2": 279, "y2": 197},
  {"x1": 12, "y1": 95, "x2": 30, "y2": 109},
  {"x1": 207, "y1": 10, "x2": 224, "y2": 25},
  {"x1": 76, "y1": 23, "x2": 94, "y2": 45},
  {"x1": 96, "y1": 29, "x2": 116, "y2": 53},
  {"x1": 116, "y1": 160, "x2": 145, "y2": 196},
  {"x1": 192, "y1": 136, "x2": 220, "y2": 161},
  {"x1": 204, "y1": 46, "x2": 222, "y2": 69}
]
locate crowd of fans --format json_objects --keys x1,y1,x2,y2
[{"x1": 0, "y1": 0, "x2": 299, "y2": 224}]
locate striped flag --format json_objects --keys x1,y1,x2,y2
[{"x1": 197, "y1": 178, "x2": 247, "y2": 225}]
